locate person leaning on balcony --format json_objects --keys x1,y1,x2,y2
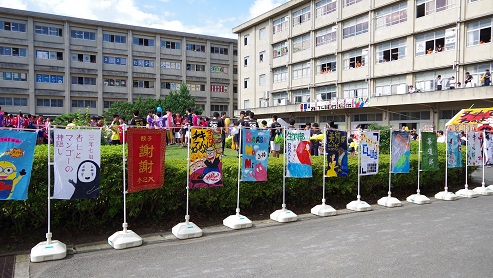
[
  {"x1": 456, "y1": 81, "x2": 462, "y2": 88},
  {"x1": 465, "y1": 72, "x2": 473, "y2": 88},
  {"x1": 408, "y1": 85, "x2": 415, "y2": 94},
  {"x1": 355, "y1": 61, "x2": 362, "y2": 68},
  {"x1": 435, "y1": 75, "x2": 443, "y2": 90},
  {"x1": 435, "y1": 44, "x2": 443, "y2": 52},
  {"x1": 449, "y1": 76, "x2": 456, "y2": 89},
  {"x1": 426, "y1": 48, "x2": 433, "y2": 54},
  {"x1": 482, "y1": 69, "x2": 491, "y2": 86}
]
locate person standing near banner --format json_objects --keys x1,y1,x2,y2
[
  {"x1": 129, "y1": 110, "x2": 144, "y2": 127},
  {"x1": 109, "y1": 114, "x2": 120, "y2": 144},
  {"x1": 118, "y1": 116, "x2": 127, "y2": 144},
  {"x1": 220, "y1": 112, "x2": 228, "y2": 154},
  {"x1": 270, "y1": 115, "x2": 282, "y2": 158},
  {"x1": 243, "y1": 111, "x2": 259, "y2": 129},
  {"x1": 146, "y1": 110, "x2": 155, "y2": 129}
]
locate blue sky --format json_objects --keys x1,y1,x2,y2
[{"x1": 1, "y1": 0, "x2": 289, "y2": 38}]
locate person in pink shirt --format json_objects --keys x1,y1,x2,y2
[{"x1": 166, "y1": 109, "x2": 175, "y2": 145}]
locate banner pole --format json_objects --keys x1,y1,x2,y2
[
  {"x1": 172, "y1": 126, "x2": 203, "y2": 239},
  {"x1": 122, "y1": 126, "x2": 127, "y2": 232},
  {"x1": 407, "y1": 129, "x2": 431, "y2": 204},
  {"x1": 417, "y1": 129, "x2": 422, "y2": 195},
  {"x1": 483, "y1": 130, "x2": 486, "y2": 187},
  {"x1": 30, "y1": 124, "x2": 67, "y2": 262},
  {"x1": 378, "y1": 128, "x2": 402, "y2": 207},
  {"x1": 282, "y1": 127, "x2": 287, "y2": 210},
  {"x1": 459, "y1": 131, "x2": 480, "y2": 197},
  {"x1": 435, "y1": 131, "x2": 458, "y2": 200},
  {"x1": 236, "y1": 129, "x2": 242, "y2": 215},
  {"x1": 311, "y1": 127, "x2": 336, "y2": 216},
  {"x1": 388, "y1": 128, "x2": 393, "y2": 198},
  {"x1": 465, "y1": 134, "x2": 468, "y2": 189},
  {"x1": 357, "y1": 138, "x2": 361, "y2": 202},
  {"x1": 347, "y1": 131, "x2": 371, "y2": 211},
  {"x1": 322, "y1": 127, "x2": 327, "y2": 203}
]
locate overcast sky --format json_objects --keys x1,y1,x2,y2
[{"x1": 1, "y1": 0, "x2": 290, "y2": 38}]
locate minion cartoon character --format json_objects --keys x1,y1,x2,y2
[
  {"x1": 69, "y1": 160, "x2": 100, "y2": 199},
  {"x1": 0, "y1": 161, "x2": 26, "y2": 200}
]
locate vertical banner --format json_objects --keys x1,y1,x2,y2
[
  {"x1": 53, "y1": 129, "x2": 101, "y2": 199},
  {"x1": 241, "y1": 129, "x2": 269, "y2": 181},
  {"x1": 391, "y1": 131, "x2": 411, "y2": 173},
  {"x1": 360, "y1": 131, "x2": 380, "y2": 176},
  {"x1": 0, "y1": 130, "x2": 36, "y2": 200},
  {"x1": 127, "y1": 128, "x2": 166, "y2": 193},
  {"x1": 189, "y1": 128, "x2": 223, "y2": 188},
  {"x1": 447, "y1": 131, "x2": 462, "y2": 168},
  {"x1": 421, "y1": 132, "x2": 439, "y2": 171},
  {"x1": 286, "y1": 130, "x2": 312, "y2": 178},
  {"x1": 486, "y1": 133, "x2": 493, "y2": 165},
  {"x1": 325, "y1": 130, "x2": 348, "y2": 177},
  {"x1": 466, "y1": 132, "x2": 482, "y2": 166}
]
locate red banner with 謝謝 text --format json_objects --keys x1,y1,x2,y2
[{"x1": 127, "y1": 128, "x2": 166, "y2": 193}]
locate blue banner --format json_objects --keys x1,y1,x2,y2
[
  {"x1": 325, "y1": 130, "x2": 348, "y2": 177},
  {"x1": 447, "y1": 131, "x2": 462, "y2": 168},
  {"x1": 241, "y1": 129, "x2": 270, "y2": 181},
  {"x1": 391, "y1": 131, "x2": 411, "y2": 173},
  {"x1": 0, "y1": 130, "x2": 36, "y2": 200}
]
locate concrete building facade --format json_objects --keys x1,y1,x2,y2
[
  {"x1": 233, "y1": 0, "x2": 493, "y2": 131},
  {"x1": 0, "y1": 7, "x2": 238, "y2": 117}
]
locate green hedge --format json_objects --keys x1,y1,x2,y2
[{"x1": 0, "y1": 141, "x2": 469, "y2": 234}]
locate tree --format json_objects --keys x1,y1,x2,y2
[
  {"x1": 52, "y1": 108, "x2": 91, "y2": 126},
  {"x1": 161, "y1": 82, "x2": 200, "y2": 115}
]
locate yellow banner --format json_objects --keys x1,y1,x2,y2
[{"x1": 446, "y1": 107, "x2": 493, "y2": 126}]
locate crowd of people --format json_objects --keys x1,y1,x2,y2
[{"x1": 409, "y1": 70, "x2": 491, "y2": 93}]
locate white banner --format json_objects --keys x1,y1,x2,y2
[
  {"x1": 53, "y1": 129, "x2": 101, "y2": 199},
  {"x1": 467, "y1": 132, "x2": 482, "y2": 166},
  {"x1": 360, "y1": 131, "x2": 380, "y2": 176}
]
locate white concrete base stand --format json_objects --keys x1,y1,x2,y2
[
  {"x1": 487, "y1": 185, "x2": 493, "y2": 191},
  {"x1": 270, "y1": 208, "x2": 298, "y2": 223},
  {"x1": 473, "y1": 186, "x2": 493, "y2": 196},
  {"x1": 172, "y1": 221, "x2": 203, "y2": 239},
  {"x1": 30, "y1": 234, "x2": 67, "y2": 263},
  {"x1": 435, "y1": 191, "x2": 458, "y2": 201},
  {"x1": 311, "y1": 203, "x2": 337, "y2": 217},
  {"x1": 377, "y1": 196, "x2": 402, "y2": 207},
  {"x1": 406, "y1": 194, "x2": 431, "y2": 205},
  {"x1": 346, "y1": 200, "x2": 372, "y2": 212},
  {"x1": 223, "y1": 213, "x2": 253, "y2": 230},
  {"x1": 455, "y1": 188, "x2": 480, "y2": 198},
  {"x1": 108, "y1": 230, "x2": 142, "y2": 250}
]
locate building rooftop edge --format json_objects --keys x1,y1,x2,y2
[{"x1": 0, "y1": 7, "x2": 237, "y2": 44}]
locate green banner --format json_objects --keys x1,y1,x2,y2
[{"x1": 421, "y1": 132, "x2": 439, "y2": 171}]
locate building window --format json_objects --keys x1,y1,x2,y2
[
  {"x1": 161, "y1": 40, "x2": 181, "y2": 49},
  {"x1": 35, "y1": 25, "x2": 62, "y2": 36},
  {"x1": 104, "y1": 101, "x2": 119, "y2": 109},
  {"x1": 343, "y1": 15, "x2": 369, "y2": 38},
  {"x1": 390, "y1": 111, "x2": 430, "y2": 121},
  {"x1": 316, "y1": 0, "x2": 337, "y2": 17},
  {"x1": 211, "y1": 46, "x2": 228, "y2": 55},
  {"x1": 416, "y1": 0, "x2": 454, "y2": 18},
  {"x1": 160, "y1": 61, "x2": 181, "y2": 69},
  {"x1": 244, "y1": 78, "x2": 249, "y2": 89},
  {"x1": 416, "y1": 28, "x2": 456, "y2": 56},
  {"x1": 71, "y1": 53, "x2": 96, "y2": 63},
  {"x1": 376, "y1": 39, "x2": 407, "y2": 63},
  {"x1": 233, "y1": 86, "x2": 238, "y2": 94},
  {"x1": 293, "y1": 89, "x2": 310, "y2": 103},
  {"x1": 233, "y1": 67, "x2": 238, "y2": 74},
  {"x1": 0, "y1": 97, "x2": 27, "y2": 106},
  {"x1": 133, "y1": 59, "x2": 155, "y2": 68},
  {"x1": 259, "y1": 27, "x2": 266, "y2": 40},
  {"x1": 103, "y1": 34, "x2": 126, "y2": 43},
  {"x1": 71, "y1": 76, "x2": 96, "y2": 85},
  {"x1": 316, "y1": 26, "x2": 337, "y2": 46},
  {"x1": 161, "y1": 82, "x2": 178, "y2": 90},
  {"x1": 376, "y1": 2, "x2": 407, "y2": 29},
  {"x1": 133, "y1": 37, "x2": 154, "y2": 46},
  {"x1": 233, "y1": 49, "x2": 238, "y2": 56},
  {"x1": 415, "y1": 68, "x2": 454, "y2": 91},
  {"x1": 36, "y1": 74, "x2": 64, "y2": 84},
  {"x1": 345, "y1": 0, "x2": 363, "y2": 6},
  {"x1": 259, "y1": 74, "x2": 266, "y2": 86},
  {"x1": 103, "y1": 56, "x2": 127, "y2": 65},
  {"x1": 343, "y1": 81, "x2": 368, "y2": 98},
  {"x1": 317, "y1": 55, "x2": 336, "y2": 73},
  {"x1": 343, "y1": 48, "x2": 368, "y2": 69},
  {"x1": 186, "y1": 63, "x2": 205, "y2": 71},
  {"x1": 211, "y1": 105, "x2": 228, "y2": 113},
  {"x1": 292, "y1": 61, "x2": 310, "y2": 80},
  {"x1": 244, "y1": 100, "x2": 250, "y2": 109},
  {"x1": 0, "y1": 46, "x2": 27, "y2": 57},
  {"x1": 292, "y1": 33, "x2": 310, "y2": 53},
  {"x1": 0, "y1": 71, "x2": 27, "y2": 81},
  {"x1": 273, "y1": 41, "x2": 288, "y2": 58},
  {"x1": 352, "y1": 113, "x2": 383, "y2": 122},
  {"x1": 244, "y1": 34, "x2": 249, "y2": 45},
  {"x1": 186, "y1": 43, "x2": 205, "y2": 52},
  {"x1": 72, "y1": 100, "x2": 96, "y2": 108},
  {"x1": 244, "y1": 56, "x2": 249, "y2": 67},
  {"x1": 187, "y1": 84, "x2": 206, "y2": 92},
  {"x1": 134, "y1": 80, "x2": 155, "y2": 88},
  {"x1": 292, "y1": 6, "x2": 311, "y2": 26},
  {"x1": 104, "y1": 78, "x2": 126, "y2": 87},
  {"x1": 70, "y1": 30, "x2": 96, "y2": 40},
  {"x1": 211, "y1": 66, "x2": 228, "y2": 73},
  {"x1": 375, "y1": 76, "x2": 408, "y2": 96},
  {"x1": 37, "y1": 98, "x2": 63, "y2": 107},
  {"x1": 465, "y1": 63, "x2": 493, "y2": 87},
  {"x1": 273, "y1": 92, "x2": 288, "y2": 106},
  {"x1": 467, "y1": 18, "x2": 492, "y2": 46},
  {"x1": 259, "y1": 51, "x2": 265, "y2": 63},
  {"x1": 36, "y1": 50, "x2": 63, "y2": 60},
  {"x1": 316, "y1": 85, "x2": 336, "y2": 100},
  {"x1": 273, "y1": 67, "x2": 288, "y2": 83},
  {"x1": 210, "y1": 85, "x2": 228, "y2": 92},
  {"x1": 0, "y1": 21, "x2": 26, "y2": 32},
  {"x1": 273, "y1": 16, "x2": 288, "y2": 34}
]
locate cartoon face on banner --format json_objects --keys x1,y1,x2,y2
[
  {"x1": 0, "y1": 130, "x2": 36, "y2": 200},
  {"x1": 325, "y1": 130, "x2": 348, "y2": 178},
  {"x1": 286, "y1": 130, "x2": 312, "y2": 178},
  {"x1": 53, "y1": 129, "x2": 101, "y2": 200},
  {"x1": 241, "y1": 129, "x2": 269, "y2": 181},
  {"x1": 189, "y1": 128, "x2": 223, "y2": 188}
]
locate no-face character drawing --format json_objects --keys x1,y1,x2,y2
[{"x1": 69, "y1": 160, "x2": 100, "y2": 199}]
